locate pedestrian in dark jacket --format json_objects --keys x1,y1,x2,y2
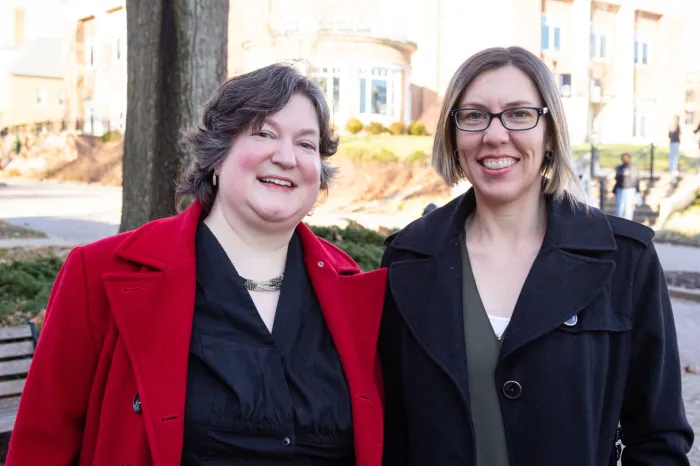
[
  {"x1": 379, "y1": 46, "x2": 693, "y2": 466},
  {"x1": 612, "y1": 152, "x2": 641, "y2": 220}
]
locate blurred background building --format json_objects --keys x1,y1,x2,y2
[{"x1": 2, "y1": 0, "x2": 699, "y2": 149}]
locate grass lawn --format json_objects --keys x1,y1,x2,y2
[
  {"x1": 571, "y1": 143, "x2": 697, "y2": 172},
  {"x1": 0, "y1": 220, "x2": 46, "y2": 239},
  {"x1": 338, "y1": 135, "x2": 433, "y2": 158},
  {"x1": 336, "y1": 135, "x2": 698, "y2": 172}
]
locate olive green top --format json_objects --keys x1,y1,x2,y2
[{"x1": 459, "y1": 229, "x2": 510, "y2": 466}]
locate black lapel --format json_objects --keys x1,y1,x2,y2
[
  {"x1": 498, "y1": 239, "x2": 615, "y2": 362},
  {"x1": 388, "y1": 236, "x2": 470, "y2": 403}
]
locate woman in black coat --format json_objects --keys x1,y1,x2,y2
[{"x1": 379, "y1": 46, "x2": 694, "y2": 465}]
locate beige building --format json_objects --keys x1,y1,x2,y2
[
  {"x1": 0, "y1": 8, "x2": 65, "y2": 129},
  {"x1": 62, "y1": 0, "x2": 689, "y2": 146}
]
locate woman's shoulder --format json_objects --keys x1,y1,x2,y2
[{"x1": 605, "y1": 214, "x2": 655, "y2": 249}]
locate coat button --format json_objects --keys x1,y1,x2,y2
[
  {"x1": 502, "y1": 381, "x2": 522, "y2": 400},
  {"x1": 132, "y1": 394, "x2": 142, "y2": 413},
  {"x1": 563, "y1": 315, "x2": 578, "y2": 327},
  {"x1": 317, "y1": 261, "x2": 324, "y2": 268},
  {"x1": 282, "y1": 436, "x2": 291, "y2": 446}
]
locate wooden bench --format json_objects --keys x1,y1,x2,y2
[{"x1": 0, "y1": 323, "x2": 37, "y2": 433}]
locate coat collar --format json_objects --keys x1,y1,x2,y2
[
  {"x1": 101, "y1": 201, "x2": 384, "y2": 466},
  {"x1": 386, "y1": 187, "x2": 617, "y2": 410},
  {"x1": 388, "y1": 186, "x2": 618, "y2": 256}
]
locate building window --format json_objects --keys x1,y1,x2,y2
[
  {"x1": 85, "y1": 38, "x2": 97, "y2": 68},
  {"x1": 685, "y1": 110, "x2": 695, "y2": 126},
  {"x1": 590, "y1": 25, "x2": 608, "y2": 61},
  {"x1": 58, "y1": 88, "x2": 65, "y2": 106},
  {"x1": 359, "y1": 68, "x2": 400, "y2": 117},
  {"x1": 559, "y1": 73, "x2": 572, "y2": 97},
  {"x1": 312, "y1": 67, "x2": 341, "y2": 113},
  {"x1": 115, "y1": 37, "x2": 122, "y2": 61},
  {"x1": 633, "y1": 101, "x2": 654, "y2": 139},
  {"x1": 36, "y1": 87, "x2": 47, "y2": 106},
  {"x1": 634, "y1": 38, "x2": 650, "y2": 65},
  {"x1": 541, "y1": 15, "x2": 563, "y2": 54}
]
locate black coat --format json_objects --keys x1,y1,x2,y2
[{"x1": 379, "y1": 189, "x2": 694, "y2": 465}]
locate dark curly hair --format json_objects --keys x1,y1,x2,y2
[{"x1": 176, "y1": 63, "x2": 339, "y2": 212}]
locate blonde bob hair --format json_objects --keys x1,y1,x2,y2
[{"x1": 433, "y1": 46, "x2": 583, "y2": 201}]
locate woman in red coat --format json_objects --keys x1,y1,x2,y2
[{"x1": 7, "y1": 64, "x2": 387, "y2": 466}]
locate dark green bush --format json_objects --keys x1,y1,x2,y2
[{"x1": 0, "y1": 256, "x2": 63, "y2": 322}]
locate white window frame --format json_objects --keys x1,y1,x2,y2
[
  {"x1": 634, "y1": 36, "x2": 650, "y2": 66},
  {"x1": 358, "y1": 67, "x2": 400, "y2": 120},
  {"x1": 311, "y1": 67, "x2": 341, "y2": 114},
  {"x1": 590, "y1": 25, "x2": 609, "y2": 62},
  {"x1": 541, "y1": 14, "x2": 564, "y2": 55},
  {"x1": 36, "y1": 87, "x2": 47, "y2": 107},
  {"x1": 633, "y1": 100, "x2": 655, "y2": 141}
]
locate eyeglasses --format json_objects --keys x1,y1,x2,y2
[{"x1": 450, "y1": 106, "x2": 549, "y2": 132}]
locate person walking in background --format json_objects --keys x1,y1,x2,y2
[
  {"x1": 612, "y1": 152, "x2": 640, "y2": 221},
  {"x1": 668, "y1": 115, "x2": 681, "y2": 175},
  {"x1": 7, "y1": 64, "x2": 388, "y2": 466}
]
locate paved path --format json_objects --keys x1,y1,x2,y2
[
  {"x1": 655, "y1": 243, "x2": 700, "y2": 274},
  {"x1": 672, "y1": 299, "x2": 700, "y2": 463}
]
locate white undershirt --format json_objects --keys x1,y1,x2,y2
[{"x1": 487, "y1": 314, "x2": 511, "y2": 339}]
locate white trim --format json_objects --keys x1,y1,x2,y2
[
  {"x1": 541, "y1": 14, "x2": 564, "y2": 56},
  {"x1": 590, "y1": 24, "x2": 609, "y2": 62},
  {"x1": 633, "y1": 36, "x2": 651, "y2": 67}
]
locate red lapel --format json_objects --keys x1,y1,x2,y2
[
  {"x1": 102, "y1": 202, "x2": 201, "y2": 466},
  {"x1": 297, "y1": 224, "x2": 387, "y2": 465}
]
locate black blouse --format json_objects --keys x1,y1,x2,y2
[{"x1": 181, "y1": 222, "x2": 355, "y2": 465}]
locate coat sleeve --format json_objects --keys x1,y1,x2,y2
[
  {"x1": 6, "y1": 247, "x2": 102, "y2": 465},
  {"x1": 378, "y1": 244, "x2": 410, "y2": 465},
  {"x1": 620, "y1": 242, "x2": 694, "y2": 465}
]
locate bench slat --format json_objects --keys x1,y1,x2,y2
[
  {"x1": 0, "y1": 378, "x2": 25, "y2": 397},
  {"x1": 0, "y1": 326, "x2": 32, "y2": 342},
  {"x1": 0, "y1": 396, "x2": 20, "y2": 433},
  {"x1": 0, "y1": 358, "x2": 31, "y2": 377},
  {"x1": 0, "y1": 341, "x2": 34, "y2": 359}
]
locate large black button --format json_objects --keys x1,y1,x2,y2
[
  {"x1": 502, "y1": 381, "x2": 522, "y2": 399},
  {"x1": 282, "y1": 436, "x2": 291, "y2": 446}
]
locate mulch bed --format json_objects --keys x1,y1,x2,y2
[{"x1": 665, "y1": 271, "x2": 700, "y2": 291}]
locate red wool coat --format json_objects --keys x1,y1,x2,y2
[{"x1": 7, "y1": 202, "x2": 387, "y2": 466}]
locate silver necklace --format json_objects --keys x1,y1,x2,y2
[{"x1": 241, "y1": 274, "x2": 284, "y2": 292}]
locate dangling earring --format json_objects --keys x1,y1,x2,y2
[
  {"x1": 212, "y1": 172, "x2": 218, "y2": 186},
  {"x1": 545, "y1": 150, "x2": 554, "y2": 160}
]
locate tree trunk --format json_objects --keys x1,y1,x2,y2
[{"x1": 120, "y1": 0, "x2": 228, "y2": 232}]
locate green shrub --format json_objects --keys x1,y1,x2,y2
[
  {"x1": 369, "y1": 148, "x2": 399, "y2": 164},
  {"x1": 388, "y1": 122, "x2": 405, "y2": 135},
  {"x1": 309, "y1": 223, "x2": 395, "y2": 271},
  {"x1": 408, "y1": 120, "x2": 428, "y2": 136},
  {"x1": 345, "y1": 118, "x2": 364, "y2": 135},
  {"x1": 405, "y1": 149, "x2": 430, "y2": 165},
  {"x1": 365, "y1": 122, "x2": 388, "y2": 136},
  {"x1": 341, "y1": 147, "x2": 368, "y2": 164},
  {"x1": 0, "y1": 256, "x2": 63, "y2": 323},
  {"x1": 100, "y1": 130, "x2": 122, "y2": 143}
]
